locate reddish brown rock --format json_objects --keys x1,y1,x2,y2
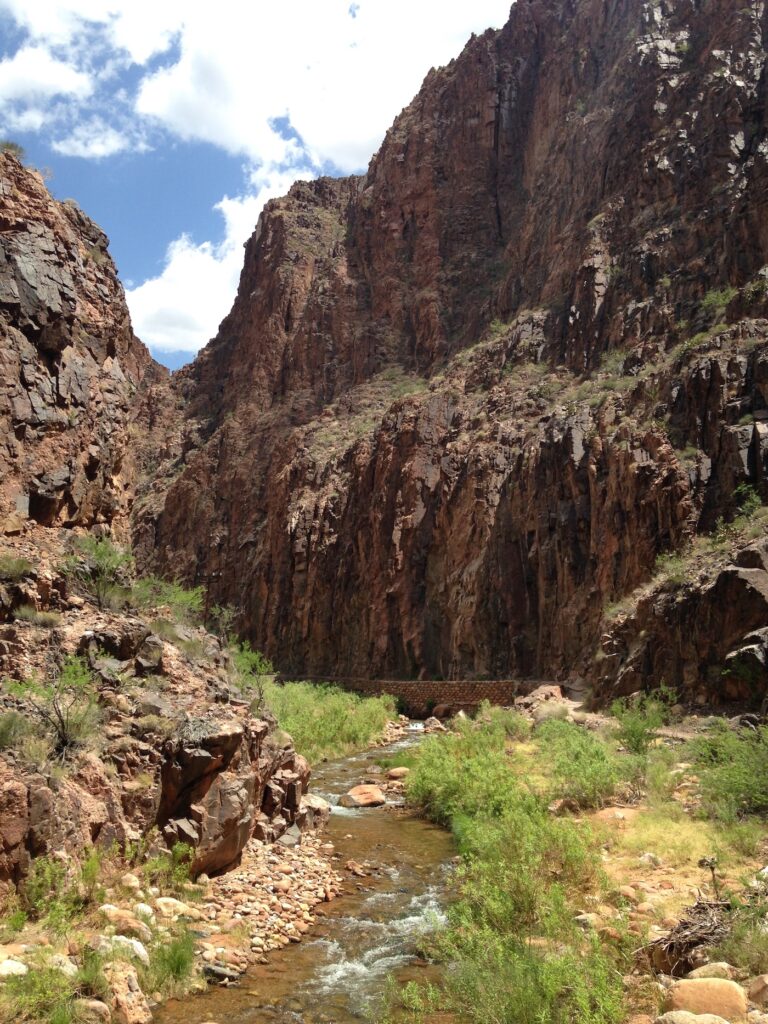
[{"x1": 339, "y1": 785, "x2": 386, "y2": 808}]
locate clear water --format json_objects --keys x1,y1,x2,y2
[{"x1": 156, "y1": 730, "x2": 454, "y2": 1024}]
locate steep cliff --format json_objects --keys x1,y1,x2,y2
[
  {"x1": 0, "y1": 152, "x2": 163, "y2": 535},
  {"x1": 133, "y1": 0, "x2": 768, "y2": 700}
]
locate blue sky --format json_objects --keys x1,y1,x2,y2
[{"x1": 0, "y1": 0, "x2": 511, "y2": 369}]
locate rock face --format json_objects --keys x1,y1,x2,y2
[
  {"x1": 134, "y1": 0, "x2": 768, "y2": 699},
  {"x1": 0, "y1": 152, "x2": 160, "y2": 533}
]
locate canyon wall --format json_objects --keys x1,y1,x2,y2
[{"x1": 134, "y1": 0, "x2": 768, "y2": 701}]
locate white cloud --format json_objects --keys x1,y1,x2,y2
[
  {"x1": 126, "y1": 168, "x2": 298, "y2": 353},
  {"x1": 51, "y1": 116, "x2": 134, "y2": 157},
  {"x1": 0, "y1": 0, "x2": 512, "y2": 357},
  {"x1": 0, "y1": 45, "x2": 91, "y2": 104}
]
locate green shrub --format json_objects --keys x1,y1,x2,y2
[
  {"x1": 144, "y1": 927, "x2": 196, "y2": 995},
  {"x1": 610, "y1": 688, "x2": 672, "y2": 755},
  {"x1": 0, "y1": 140, "x2": 25, "y2": 160},
  {"x1": 141, "y1": 842, "x2": 194, "y2": 894},
  {"x1": 13, "y1": 605, "x2": 61, "y2": 628},
  {"x1": 8, "y1": 655, "x2": 99, "y2": 757},
  {"x1": 536, "y1": 719, "x2": 622, "y2": 808},
  {"x1": 0, "y1": 553, "x2": 34, "y2": 581},
  {"x1": 734, "y1": 482, "x2": 762, "y2": 516},
  {"x1": 689, "y1": 723, "x2": 768, "y2": 821},
  {"x1": 132, "y1": 575, "x2": 203, "y2": 623},
  {"x1": 0, "y1": 710, "x2": 31, "y2": 750},
  {"x1": 230, "y1": 640, "x2": 273, "y2": 710},
  {"x1": 701, "y1": 286, "x2": 737, "y2": 314},
  {"x1": 263, "y1": 680, "x2": 396, "y2": 763},
  {"x1": 64, "y1": 536, "x2": 133, "y2": 609},
  {"x1": 715, "y1": 896, "x2": 768, "y2": 975},
  {"x1": 7, "y1": 659, "x2": 99, "y2": 757}
]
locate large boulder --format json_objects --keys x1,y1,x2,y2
[
  {"x1": 339, "y1": 784, "x2": 387, "y2": 808},
  {"x1": 664, "y1": 979, "x2": 748, "y2": 1022}
]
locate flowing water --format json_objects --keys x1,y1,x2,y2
[{"x1": 157, "y1": 727, "x2": 455, "y2": 1024}]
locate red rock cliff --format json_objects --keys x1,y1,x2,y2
[{"x1": 136, "y1": 0, "x2": 768, "y2": 699}]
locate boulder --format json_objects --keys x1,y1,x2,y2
[
  {"x1": 748, "y1": 976, "x2": 768, "y2": 1007},
  {"x1": 98, "y1": 905, "x2": 152, "y2": 944},
  {"x1": 103, "y1": 962, "x2": 152, "y2": 1024},
  {"x1": 387, "y1": 767, "x2": 410, "y2": 780},
  {"x1": 339, "y1": 784, "x2": 386, "y2": 808},
  {"x1": 73, "y1": 1000, "x2": 111, "y2": 1023},
  {"x1": 0, "y1": 958, "x2": 28, "y2": 977},
  {"x1": 688, "y1": 965, "x2": 737, "y2": 981},
  {"x1": 664, "y1": 979, "x2": 748, "y2": 1022},
  {"x1": 655, "y1": 1014, "x2": 731, "y2": 1024}
]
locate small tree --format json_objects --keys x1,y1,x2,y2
[
  {"x1": 8, "y1": 655, "x2": 98, "y2": 757},
  {"x1": 66, "y1": 536, "x2": 133, "y2": 609},
  {"x1": 231, "y1": 641, "x2": 273, "y2": 711}
]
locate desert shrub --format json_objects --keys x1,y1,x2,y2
[
  {"x1": 0, "y1": 139, "x2": 25, "y2": 159},
  {"x1": 734, "y1": 482, "x2": 762, "y2": 516},
  {"x1": 689, "y1": 723, "x2": 768, "y2": 821},
  {"x1": 12, "y1": 605, "x2": 61, "y2": 628},
  {"x1": 143, "y1": 926, "x2": 196, "y2": 995},
  {"x1": 133, "y1": 714, "x2": 176, "y2": 740},
  {"x1": 231, "y1": 640, "x2": 273, "y2": 710},
  {"x1": 263, "y1": 680, "x2": 396, "y2": 763},
  {"x1": 701, "y1": 285, "x2": 737, "y2": 314},
  {"x1": 206, "y1": 602, "x2": 235, "y2": 640},
  {"x1": 141, "y1": 842, "x2": 193, "y2": 894},
  {"x1": 0, "y1": 964, "x2": 77, "y2": 1023},
  {"x1": 475, "y1": 701, "x2": 531, "y2": 740},
  {"x1": 611, "y1": 688, "x2": 672, "y2": 755},
  {"x1": 7, "y1": 655, "x2": 99, "y2": 757},
  {"x1": 0, "y1": 553, "x2": 34, "y2": 581},
  {"x1": 64, "y1": 536, "x2": 133, "y2": 609},
  {"x1": 132, "y1": 575, "x2": 203, "y2": 623},
  {"x1": 536, "y1": 718, "x2": 622, "y2": 808},
  {"x1": 0, "y1": 710, "x2": 31, "y2": 750},
  {"x1": 396, "y1": 713, "x2": 624, "y2": 1024}
]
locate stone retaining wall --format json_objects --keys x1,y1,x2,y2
[{"x1": 299, "y1": 678, "x2": 544, "y2": 716}]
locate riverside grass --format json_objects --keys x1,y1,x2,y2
[
  {"x1": 262, "y1": 679, "x2": 396, "y2": 763},
  {"x1": 386, "y1": 709, "x2": 627, "y2": 1024}
]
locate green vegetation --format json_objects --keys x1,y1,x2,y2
[
  {"x1": 0, "y1": 552, "x2": 34, "y2": 581},
  {"x1": 63, "y1": 536, "x2": 133, "y2": 610},
  {"x1": 12, "y1": 605, "x2": 61, "y2": 628},
  {"x1": 230, "y1": 640, "x2": 274, "y2": 710},
  {"x1": 132, "y1": 575, "x2": 203, "y2": 623},
  {"x1": 688, "y1": 721, "x2": 768, "y2": 822},
  {"x1": 263, "y1": 680, "x2": 396, "y2": 762},
  {"x1": 21, "y1": 851, "x2": 104, "y2": 936},
  {"x1": 537, "y1": 718, "x2": 625, "y2": 808},
  {"x1": 144, "y1": 928, "x2": 196, "y2": 994},
  {"x1": 7, "y1": 655, "x2": 99, "y2": 758},
  {"x1": 386, "y1": 714, "x2": 626, "y2": 1024},
  {"x1": 715, "y1": 887, "x2": 768, "y2": 975},
  {"x1": 701, "y1": 285, "x2": 737, "y2": 315},
  {"x1": 140, "y1": 842, "x2": 194, "y2": 895},
  {"x1": 610, "y1": 688, "x2": 672, "y2": 755},
  {"x1": 0, "y1": 139, "x2": 25, "y2": 160}
]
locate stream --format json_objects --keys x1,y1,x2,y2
[{"x1": 157, "y1": 727, "x2": 455, "y2": 1024}]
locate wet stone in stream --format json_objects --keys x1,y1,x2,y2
[{"x1": 156, "y1": 731, "x2": 455, "y2": 1024}]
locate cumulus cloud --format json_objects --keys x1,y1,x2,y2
[
  {"x1": 0, "y1": 0, "x2": 511, "y2": 357},
  {"x1": 0, "y1": 44, "x2": 91, "y2": 104},
  {"x1": 126, "y1": 168, "x2": 298, "y2": 353}
]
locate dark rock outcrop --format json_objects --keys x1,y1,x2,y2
[{"x1": 135, "y1": 0, "x2": 768, "y2": 703}]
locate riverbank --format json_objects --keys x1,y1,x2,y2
[{"x1": 375, "y1": 690, "x2": 768, "y2": 1024}]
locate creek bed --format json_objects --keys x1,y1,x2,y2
[{"x1": 156, "y1": 728, "x2": 455, "y2": 1024}]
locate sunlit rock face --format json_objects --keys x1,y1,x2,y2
[{"x1": 132, "y1": 0, "x2": 768, "y2": 698}]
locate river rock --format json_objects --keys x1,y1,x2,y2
[
  {"x1": 688, "y1": 965, "x2": 737, "y2": 981},
  {"x1": 339, "y1": 785, "x2": 386, "y2": 808},
  {"x1": 665, "y1": 979, "x2": 748, "y2": 1022},
  {"x1": 655, "y1": 1013, "x2": 731, "y2": 1024},
  {"x1": 103, "y1": 962, "x2": 151, "y2": 1024},
  {"x1": 749, "y1": 977, "x2": 768, "y2": 1006},
  {"x1": 387, "y1": 767, "x2": 410, "y2": 780},
  {"x1": 0, "y1": 958, "x2": 27, "y2": 977},
  {"x1": 74, "y1": 999, "x2": 112, "y2": 1023}
]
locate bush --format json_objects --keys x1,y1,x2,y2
[
  {"x1": 689, "y1": 723, "x2": 768, "y2": 821},
  {"x1": 610, "y1": 689, "x2": 672, "y2": 755},
  {"x1": 231, "y1": 640, "x2": 273, "y2": 710},
  {"x1": 141, "y1": 842, "x2": 193, "y2": 894},
  {"x1": 132, "y1": 575, "x2": 203, "y2": 623},
  {"x1": 7, "y1": 655, "x2": 99, "y2": 757},
  {"x1": 0, "y1": 140, "x2": 25, "y2": 160},
  {"x1": 0, "y1": 710, "x2": 31, "y2": 750},
  {"x1": 537, "y1": 719, "x2": 622, "y2": 808},
  {"x1": 0, "y1": 553, "x2": 34, "y2": 581},
  {"x1": 13, "y1": 605, "x2": 61, "y2": 628},
  {"x1": 0, "y1": 965, "x2": 76, "y2": 1023},
  {"x1": 397, "y1": 712, "x2": 625, "y2": 1024},
  {"x1": 263, "y1": 680, "x2": 396, "y2": 763},
  {"x1": 144, "y1": 927, "x2": 196, "y2": 995},
  {"x1": 64, "y1": 536, "x2": 133, "y2": 609}
]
